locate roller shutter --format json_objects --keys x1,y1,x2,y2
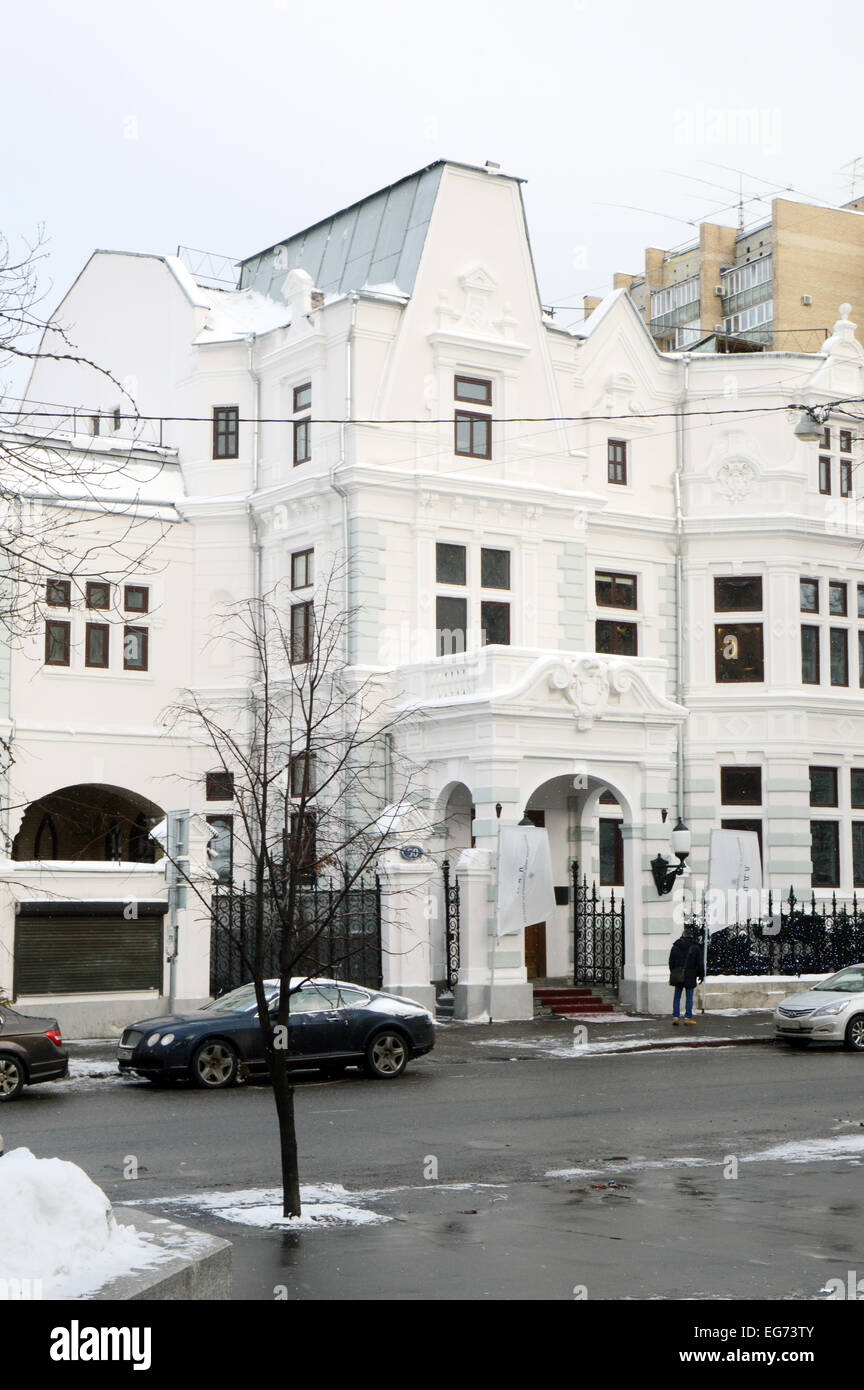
[{"x1": 14, "y1": 901, "x2": 166, "y2": 996}]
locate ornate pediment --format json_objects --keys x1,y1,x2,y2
[
  {"x1": 459, "y1": 264, "x2": 498, "y2": 295},
  {"x1": 547, "y1": 657, "x2": 636, "y2": 730},
  {"x1": 397, "y1": 650, "x2": 686, "y2": 730},
  {"x1": 433, "y1": 263, "x2": 520, "y2": 341}
]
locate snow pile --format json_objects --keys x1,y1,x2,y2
[{"x1": 0, "y1": 1148, "x2": 156, "y2": 1295}]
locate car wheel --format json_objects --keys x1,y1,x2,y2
[
  {"x1": 190, "y1": 1040, "x2": 239, "y2": 1089},
  {"x1": 364, "y1": 1031, "x2": 409, "y2": 1079},
  {"x1": 844, "y1": 1015, "x2": 864, "y2": 1051},
  {"x1": 0, "y1": 1055, "x2": 25, "y2": 1101}
]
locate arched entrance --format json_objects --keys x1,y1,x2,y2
[
  {"x1": 12, "y1": 784, "x2": 165, "y2": 863},
  {"x1": 524, "y1": 773, "x2": 631, "y2": 984}
]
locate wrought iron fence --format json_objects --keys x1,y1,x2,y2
[
  {"x1": 571, "y1": 861, "x2": 625, "y2": 990},
  {"x1": 210, "y1": 874, "x2": 382, "y2": 997},
  {"x1": 441, "y1": 858, "x2": 460, "y2": 989},
  {"x1": 686, "y1": 888, "x2": 864, "y2": 976}
]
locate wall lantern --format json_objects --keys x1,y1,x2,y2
[{"x1": 651, "y1": 817, "x2": 691, "y2": 896}]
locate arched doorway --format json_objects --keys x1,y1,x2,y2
[
  {"x1": 524, "y1": 773, "x2": 631, "y2": 983},
  {"x1": 12, "y1": 784, "x2": 165, "y2": 863}
]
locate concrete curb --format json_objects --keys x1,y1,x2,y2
[
  {"x1": 584, "y1": 1035, "x2": 774, "y2": 1055},
  {"x1": 84, "y1": 1210, "x2": 232, "y2": 1301}
]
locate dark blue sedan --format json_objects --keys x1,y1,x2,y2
[{"x1": 117, "y1": 979, "x2": 435, "y2": 1088}]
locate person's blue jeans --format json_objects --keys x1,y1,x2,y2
[{"x1": 673, "y1": 985, "x2": 694, "y2": 1019}]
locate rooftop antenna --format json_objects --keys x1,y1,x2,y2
[
  {"x1": 839, "y1": 156, "x2": 864, "y2": 202},
  {"x1": 593, "y1": 201, "x2": 697, "y2": 229}
]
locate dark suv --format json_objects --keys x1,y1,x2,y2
[{"x1": 0, "y1": 1005, "x2": 69, "y2": 1100}]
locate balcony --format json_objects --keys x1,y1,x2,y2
[{"x1": 392, "y1": 645, "x2": 675, "y2": 716}]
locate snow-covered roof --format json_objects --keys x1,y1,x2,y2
[
  {"x1": 0, "y1": 426, "x2": 184, "y2": 518},
  {"x1": 192, "y1": 286, "x2": 291, "y2": 344},
  {"x1": 568, "y1": 288, "x2": 629, "y2": 340}
]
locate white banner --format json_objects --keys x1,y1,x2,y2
[
  {"x1": 495, "y1": 824, "x2": 557, "y2": 937},
  {"x1": 707, "y1": 828, "x2": 763, "y2": 933}
]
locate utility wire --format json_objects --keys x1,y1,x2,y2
[{"x1": 4, "y1": 397, "x2": 864, "y2": 427}]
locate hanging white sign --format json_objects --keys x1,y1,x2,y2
[
  {"x1": 707, "y1": 828, "x2": 763, "y2": 933},
  {"x1": 496, "y1": 824, "x2": 557, "y2": 937}
]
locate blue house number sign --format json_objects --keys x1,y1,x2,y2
[{"x1": 400, "y1": 845, "x2": 423, "y2": 861}]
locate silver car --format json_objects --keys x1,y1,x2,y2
[{"x1": 774, "y1": 964, "x2": 864, "y2": 1049}]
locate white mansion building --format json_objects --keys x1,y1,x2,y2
[{"x1": 5, "y1": 158, "x2": 864, "y2": 1031}]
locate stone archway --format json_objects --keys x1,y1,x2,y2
[
  {"x1": 435, "y1": 780, "x2": 474, "y2": 855},
  {"x1": 430, "y1": 780, "x2": 474, "y2": 987}
]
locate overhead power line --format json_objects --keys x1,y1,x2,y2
[{"x1": 5, "y1": 397, "x2": 864, "y2": 428}]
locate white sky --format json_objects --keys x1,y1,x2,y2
[{"x1": 3, "y1": 0, "x2": 864, "y2": 358}]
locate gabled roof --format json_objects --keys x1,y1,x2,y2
[{"x1": 238, "y1": 162, "x2": 446, "y2": 300}]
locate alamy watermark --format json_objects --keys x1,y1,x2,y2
[
  {"x1": 673, "y1": 879, "x2": 780, "y2": 933},
  {"x1": 673, "y1": 103, "x2": 782, "y2": 157}
]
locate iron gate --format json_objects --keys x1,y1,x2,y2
[
  {"x1": 210, "y1": 875, "x2": 382, "y2": 997},
  {"x1": 442, "y1": 858, "x2": 460, "y2": 989},
  {"x1": 572, "y1": 860, "x2": 625, "y2": 990}
]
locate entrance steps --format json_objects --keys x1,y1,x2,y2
[
  {"x1": 533, "y1": 985, "x2": 615, "y2": 1016},
  {"x1": 435, "y1": 990, "x2": 455, "y2": 1021}
]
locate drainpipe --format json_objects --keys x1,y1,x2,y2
[
  {"x1": 1, "y1": 719, "x2": 15, "y2": 855},
  {"x1": 329, "y1": 294, "x2": 357, "y2": 665},
  {"x1": 246, "y1": 333, "x2": 263, "y2": 672},
  {"x1": 673, "y1": 355, "x2": 690, "y2": 822},
  {"x1": 384, "y1": 732, "x2": 393, "y2": 803}
]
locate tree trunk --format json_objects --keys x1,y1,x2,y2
[{"x1": 271, "y1": 1054, "x2": 301, "y2": 1217}]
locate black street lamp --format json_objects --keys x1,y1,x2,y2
[{"x1": 651, "y1": 817, "x2": 691, "y2": 896}]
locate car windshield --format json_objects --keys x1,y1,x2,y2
[
  {"x1": 812, "y1": 967, "x2": 864, "y2": 993},
  {"x1": 200, "y1": 983, "x2": 276, "y2": 1013}
]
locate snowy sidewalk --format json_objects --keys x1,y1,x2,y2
[{"x1": 438, "y1": 1006, "x2": 776, "y2": 1061}]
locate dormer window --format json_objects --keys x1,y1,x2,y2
[
  {"x1": 454, "y1": 376, "x2": 492, "y2": 460},
  {"x1": 293, "y1": 383, "x2": 312, "y2": 465}
]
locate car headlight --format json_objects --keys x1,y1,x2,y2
[
  {"x1": 811, "y1": 1001, "x2": 848, "y2": 1017},
  {"x1": 146, "y1": 1032, "x2": 160, "y2": 1046},
  {"x1": 160, "y1": 1033, "x2": 175, "y2": 1046}
]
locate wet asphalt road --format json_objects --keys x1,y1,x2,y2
[{"x1": 4, "y1": 1024, "x2": 864, "y2": 1299}]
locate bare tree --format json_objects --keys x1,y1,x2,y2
[{"x1": 167, "y1": 564, "x2": 427, "y2": 1217}]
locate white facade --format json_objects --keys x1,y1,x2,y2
[
  {"x1": 0, "y1": 429, "x2": 213, "y2": 1034},
  {"x1": 14, "y1": 159, "x2": 864, "y2": 1025}
]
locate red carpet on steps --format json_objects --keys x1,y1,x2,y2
[{"x1": 533, "y1": 986, "x2": 613, "y2": 1015}]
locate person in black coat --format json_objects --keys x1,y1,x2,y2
[{"x1": 668, "y1": 927, "x2": 703, "y2": 1025}]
